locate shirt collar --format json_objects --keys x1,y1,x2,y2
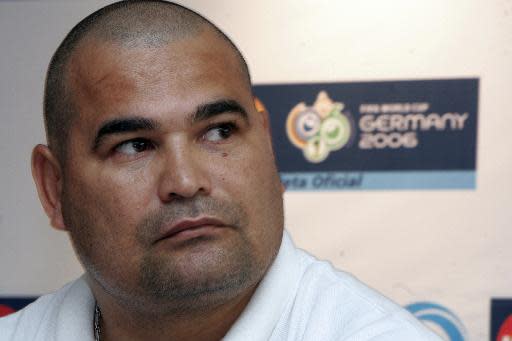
[{"x1": 223, "y1": 230, "x2": 303, "y2": 340}]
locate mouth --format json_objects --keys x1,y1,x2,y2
[{"x1": 154, "y1": 217, "x2": 228, "y2": 244}]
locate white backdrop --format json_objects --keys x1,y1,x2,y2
[{"x1": 1, "y1": 1, "x2": 511, "y2": 340}]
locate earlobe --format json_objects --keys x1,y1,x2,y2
[{"x1": 31, "y1": 144, "x2": 67, "y2": 231}]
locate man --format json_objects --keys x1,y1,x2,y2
[{"x1": 0, "y1": 1, "x2": 440, "y2": 340}]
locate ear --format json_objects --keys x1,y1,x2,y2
[
  {"x1": 254, "y1": 97, "x2": 271, "y2": 136},
  {"x1": 31, "y1": 144, "x2": 67, "y2": 231},
  {"x1": 254, "y1": 97, "x2": 285, "y2": 191}
]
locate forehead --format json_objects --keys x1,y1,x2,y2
[{"x1": 66, "y1": 30, "x2": 250, "y2": 126}]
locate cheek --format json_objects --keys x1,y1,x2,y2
[
  {"x1": 62, "y1": 168, "x2": 154, "y2": 279},
  {"x1": 64, "y1": 164, "x2": 156, "y2": 241},
  {"x1": 238, "y1": 137, "x2": 281, "y2": 191},
  {"x1": 216, "y1": 139, "x2": 283, "y2": 236}
]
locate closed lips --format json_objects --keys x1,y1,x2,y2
[{"x1": 156, "y1": 217, "x2": 227, "y2": 242}]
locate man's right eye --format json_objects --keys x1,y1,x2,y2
[{"x1": 114, "y1": 138, "x2": 153, "y2": 156}]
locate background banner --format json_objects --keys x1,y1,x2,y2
[{"x1": 254, "y1": 79, "x2": 478, "y2": 190}]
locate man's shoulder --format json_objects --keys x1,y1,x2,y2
[
  {"x1": 0, "y1": 285, "x2": 70, "y2": 341},
  {"x1": 282, "y1": 248, "x2": 442, "y2": 340},
  {"x1": 295, "y1": 252, "x2": 407, "y2": 316},
  {"x1": 0, "y1": 277, "x2": 93, "y2": 341}
]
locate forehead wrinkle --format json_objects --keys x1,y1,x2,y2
[{"x1": 67, "y1": 42, "x2": 139, "y2": 111}]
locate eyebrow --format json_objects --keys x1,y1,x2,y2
[
  {"x1": 92, "y1": 99, "x2": 248, "y2": 151},
  {"x1": 192, "y1": 99, "x2": 248, "y2": 123},
  {"x1": 93, "y1": 117, "x2": 159, "y2": 150}
]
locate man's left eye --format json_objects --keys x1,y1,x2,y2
[{"x1": 204, "y1": 123, "x2": 237, "y2": 142}]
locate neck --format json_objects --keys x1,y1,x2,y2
[{"x1": 88, "y1": 278, "x2": 256, "y2": 341}]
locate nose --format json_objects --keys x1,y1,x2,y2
[{"x1": 157, "y1": 141, "x2": 211, "y2": 202}]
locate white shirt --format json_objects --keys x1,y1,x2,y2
[{"x1": 0, "y1": 231, "x2": 441, "y2": 340}]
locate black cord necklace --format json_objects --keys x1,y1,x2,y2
[{"x1": 93, "y1": 302, "x2": 102, "y2": 341}]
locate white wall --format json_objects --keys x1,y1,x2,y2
[{"x1": 1, "y1": 1, "x2": 511, "y2": 339}]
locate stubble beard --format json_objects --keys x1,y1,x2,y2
[
  {"x1": 135, "y1": 197, "x2": 265, "y2": 314},
  {"x1": 63, "y1": 194, "x2": 272, "y2": 315},
  {"x1": 138, "y1": 232, "x2": 259, "y2": 314}
]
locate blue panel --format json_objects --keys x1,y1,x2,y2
[
  {"x1": 254, "y1": 79, "x2": 478, "y2": 190},
  {"x1": 281, "y1": 171, "x2": 475, "y2": 191}
]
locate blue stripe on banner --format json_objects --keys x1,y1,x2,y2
[{"x1": 280, "y1": 170, "x2": 475, "y2": 191}]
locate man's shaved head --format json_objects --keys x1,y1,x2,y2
[{"x1": 44, "y1": 0, "x2": 251, "y2": 164}]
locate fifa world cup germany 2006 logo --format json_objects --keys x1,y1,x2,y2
[{"x1": 286, "y1": 91, "x2": 352, "y2": 163}]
